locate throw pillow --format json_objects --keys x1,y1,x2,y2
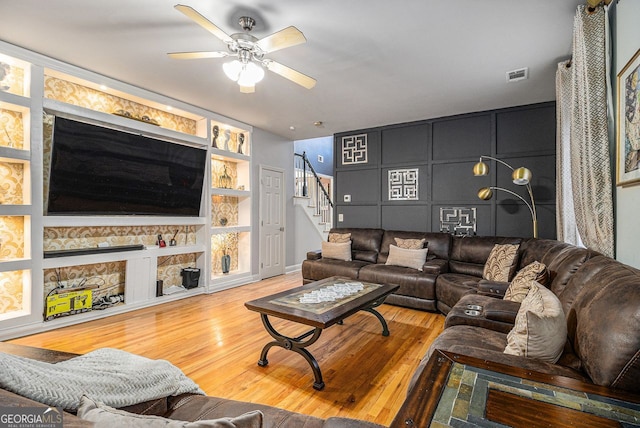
[
  {"x1": 504, "y1": 261, "x2": 549, "y2": 303},
  {"x1": 321, "y1": 241, "x2": 352, "y2": 261},
  {"x1": 77, "y1": 396, "x2": 264, "y2": 428},
  {"x1": 394, "y1": 237, "x2": 426, "y2": 250},
  {"x1": 328, "y1": 232, "x2": 351, "y2": 243},
  {"x1": 385, "y1": 245, "x2": 428, "y2": 271},
  {"x1": 483, "y1": 244, "x2": 520, "y2": 282},
  {"x1": 504, "y1": 282, "x2": 567, "y2": 363}
]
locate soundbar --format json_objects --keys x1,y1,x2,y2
[{"x1": 44, "y1": 244, "x2": 145, "y2": 258}]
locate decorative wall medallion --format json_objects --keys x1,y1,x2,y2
[
  {"x1": 342, "y1": 134, "x2": 368, "y2": 165},
  {"x1": 440, "y1": 207, "x2": 477, "y2": 236},
  {"x1": 388, "y1": 168, "x2": 419, "y2": 200}
]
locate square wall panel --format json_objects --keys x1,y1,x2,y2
[
  {"x1": 495, "y1": 155, "x2": 556, "y2": 204},
  {"x1": 381, "y1": 123, "x2": 430, "y2": 165},
  {"x1": 381, "y1": 205, "x2": 429, "y2": 231},
  {"x1": 336, "y1": 131, "x2": 379, "y2": 168},
  {"x1": 432, "y1": 205, "x2": 492, "y2": 236},
  {"x1": 432, "y1": 114, "x2": 491, "y2": 161},
  {"x1": 335, "y1": 205, "x2": 379, "y2": 228},
  {"x1": 432, "y1": 162, "x2": 491, "y2": 202},
  {"x1": 495, "y1": 202, "x2": 556, "y2": 239},
  {"x1": 497, "y1": 104, "x2": 555, "y2": 154},
  {"x1": 336, "y1": 169, "x2": 379, "y2": 203},
  {"x1": 382, "y1": 166, "x2": 428, "y2": 202}
]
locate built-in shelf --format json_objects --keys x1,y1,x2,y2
[
  {"x1": 211, "y1": 226, "x2": 251, "y2": 234},
  {"x1": 43, "y1": 99, "x2": 208, "y2": 148},
  {"x1": 210, "y1": 188, "x2": 251, "y2": 197},
  {"x1": 0, "y1": 147, "x2": 30, "y2": 162},
  {"x1": 0, "y1": 40, "x2": 257, "y2": 340}
]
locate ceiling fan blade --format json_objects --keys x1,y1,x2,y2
[
  {"x1": 168, "y1": 51, "x2": 228, "y2": 59},
  {"x1": 256, "y1": 26, "x2": 306, "y2": 53},
  {"x1": 264, "y1": 60, "x2": 316, "y2": 89},
  {"x1": 174, "y1": 4, "x2": 233, "y2": 44},
  {"x1": 240, "y1": 85, "x2": 255, "y2": 94}
]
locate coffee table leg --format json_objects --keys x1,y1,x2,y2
[
  {"x1": 363, "y1": 296, "x2": 391, "y2": 336},
  {"x1": 363, "y1": 307, "x2": 390, "y2": 336},
  {"x1": 257, "y1": 314, "x2": 326, "y2": 390}
]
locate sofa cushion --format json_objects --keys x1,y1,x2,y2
[
  {"x1": 504, "y1": 261, "x2": 548, "y2": 303},
  {"x1": 321, "y1": 241, "x2": 352, "y2": 261},
  {"x1": 301, "y1": 258, "x2": 370, "y2": 282},
  {"x1": 565, "y1": 256, "x2": 640, "y2": 392},
  {"x1": 444, "y1": 294, "x2": 519, "y2": 334},
  {"x1": 435, "y1": 273, "x2": 480, "y2": 314},
  {"x1": 358, "y1": 264, "x2": 436, "y2": 300},
  {"x1": 385, "y1": 245, "x2": 428, "y2": 271},
  {"x1": 449, "y1": 236, "x2": 522, "y2": 277},
  {"x1": 518, "y1": 239, "x2": 591, "y2": 296},
  {"x1": 166, "y1": 394, "x2": 326, "y2": 428},
  {"x1": 504, "y1": 282, "x2": 566, "y2": 363},
  {"x1": 78, "y1": 396, "x2": 263, "y2": 427},
  {"x1": 483, "y1": 244, "x2": 520, "y2": 282},
  {"x1": 414, "y1": 325, "x2": 586, "y2": 394},
  {"x1": 329, "y1": 228, "x2": 383, "y2": 263},
  {"x1": 394, "y1": 237, "x2": 426, "y2": 249},
  {"x1": 328, "y1": 232, "x2": 351, "y2": 243},
  {"x1": 378, "y1": 231, "x2": 451, "y2": 264}
]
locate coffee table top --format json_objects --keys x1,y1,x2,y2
[
  {"x1": 245, "y1": 276, "x2": 398, "y2": 328},
  {"x1": 390, "y1": 350, "x2": 640, "y2": 428}
]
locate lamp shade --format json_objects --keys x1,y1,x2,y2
[
  {"x1": 473, "y1": 161, "x2": 489, "y2": 176},
  {"x1": 237, "y1": 61, "x2": 264, "y2": 86},
  {"x1": 223, "y1": 60, "x2": 243, "y2": 81},
  {"x1": 477, "y1": 187, "x2": 493, "y2": 200},
  {"x1": 512, "y1": 167, "x2": 532, "y2": 185}
]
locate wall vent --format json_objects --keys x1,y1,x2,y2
[{"x1": 506, "y1": 67, "x2": 529, "y2": 83}]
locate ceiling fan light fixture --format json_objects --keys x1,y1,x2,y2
[
  {"x1": 237, "y1": 61, "x2": 265, "y2": 86},
  {"x1": 223, "y1": 60, "x2": 243, "y2": 81}
]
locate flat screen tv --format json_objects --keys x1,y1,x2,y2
[{"x1": 46, "y1": 116, "x2": 207, "y2": 216}]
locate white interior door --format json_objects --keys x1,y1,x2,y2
[{"x1": 260, "y1": 166, "x2": 285, "y2": 279}]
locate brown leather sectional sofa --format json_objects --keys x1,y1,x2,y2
[
  {"x1": 0, "y1": 343, "x2": 383, "y2": 427},
  {"x1": 1, "y1": 227, "x2": 638, "y2": 426},
  {"x1": 302, "y1": 228, "x2": 640, "y2": 394}
]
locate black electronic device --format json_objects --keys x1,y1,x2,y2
[
  {"x1": 46, "y1": 116, "x2": 207, "y2": 216},
  {"x1": 180, "y1": 267, "x2": 200, "y2": 289}
]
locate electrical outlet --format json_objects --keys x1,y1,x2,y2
[
  {"x1": 338, "y1": 213, "x2": 344, "y2": 222},
  {"x1": 343, "y1": 194, "x2": 351, "y2": 202}
]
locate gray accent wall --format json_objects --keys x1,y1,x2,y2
[{"x1": 333, "y1": 102, "x2": 556, "y2": 238}]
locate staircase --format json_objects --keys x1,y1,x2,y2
[{"x1": 294, "y1": 152, "x2": 333, "y2": 238}]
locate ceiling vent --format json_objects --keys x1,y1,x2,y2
[{"x1": 506, "y1": 67, "x2": 529, "y2": 83}]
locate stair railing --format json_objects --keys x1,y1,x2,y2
[{"x1": 294, "y1": 152, "x2": 333, "y2": 227}]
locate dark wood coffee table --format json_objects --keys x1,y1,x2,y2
[
  {"x1": 391, "y1": 349, "x2": 640, "y2": 428},
  {"x1": 245, "y1": 276, "x2": 399, "y2": 390}
]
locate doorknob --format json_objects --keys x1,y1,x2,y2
[{"x1": 279, "y1": 227, "x2": 285, "y2": 232}]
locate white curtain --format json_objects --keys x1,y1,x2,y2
[
  {"x1": 556, "y1": 5, "x2": 614, "y2": 257},
  {"x1": 556, "y1": 62, "x2": 580, "y2": 246}
]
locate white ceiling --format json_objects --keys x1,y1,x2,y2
[{"x1": 0, "y1": 0, "x2": 581, "y2": 140}]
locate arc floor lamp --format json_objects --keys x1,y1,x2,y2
[{"x1": 473, "y1": 156, "x2": 538, "y2": 238}]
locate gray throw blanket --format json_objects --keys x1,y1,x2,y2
[{"x1": 0, "y1": 348, "x2": 204, "y2": 410}]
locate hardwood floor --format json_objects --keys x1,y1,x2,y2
[{"x1": 8, "y1": 272, "x2": 445, "y2": 426}]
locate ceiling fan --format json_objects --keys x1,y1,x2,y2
[{"x1": 168, "y1": 4, "x2": 316, "y2": 93}]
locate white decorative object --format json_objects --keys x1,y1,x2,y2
[
  {"x1": 342, "y1": 134, "x2": 368, "y2": 165},
  {"x1": 440, "y1": 207, "x2": 477, "y2": 236},
  {"x1": 388, "y1": 168, "x2": 419, "y2": 200},
  {"x1": 299, "y1": 281, "x2": 364, "y2": 303}
]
